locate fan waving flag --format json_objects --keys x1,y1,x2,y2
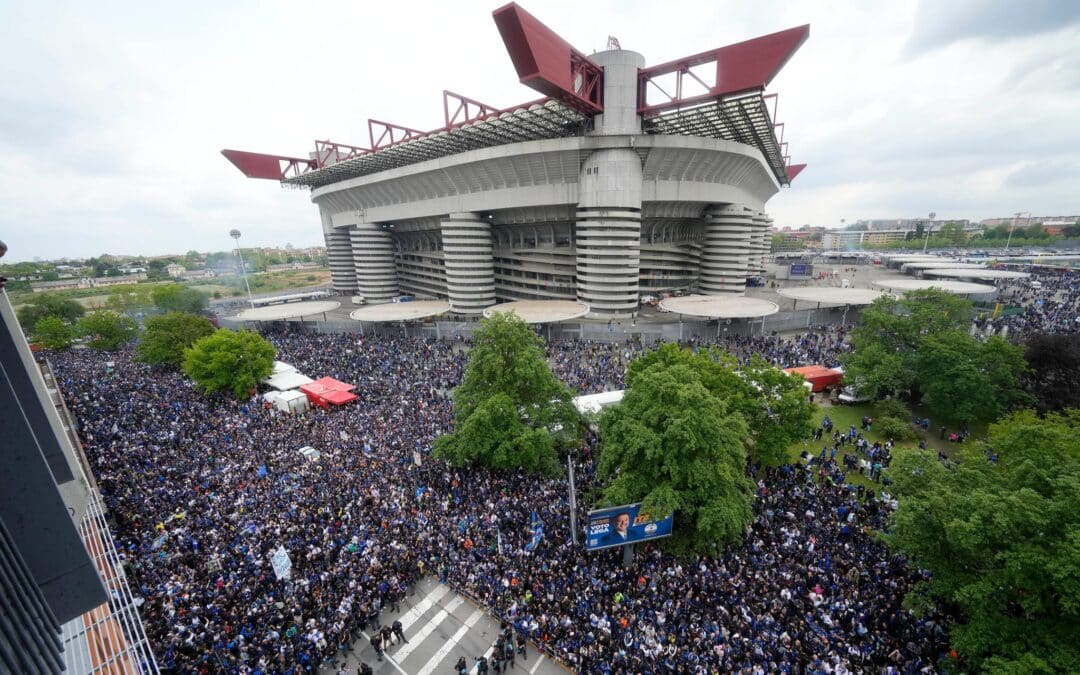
[{"x1": 526, "y1": 511, "x2": 544, "y2": 552}]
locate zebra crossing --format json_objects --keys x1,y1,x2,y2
[{"x1": 326, "y1": 577, "x2": 566, "y2": 675}]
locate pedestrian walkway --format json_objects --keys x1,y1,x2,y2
[{"x1": 324, "y1": 577, "x2": 567, "y2": 675}]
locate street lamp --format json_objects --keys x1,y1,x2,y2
[
  {"x1": 923, "y1": 211, "x2": 936, "y2": 254},
  {"x1": 1004, "y1": 212, "x2": 1029, "y2": 255},
  {"x1": 230, "y1": 229, "x2": 255, "y2": 309}
]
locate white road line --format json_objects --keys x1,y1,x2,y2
[
  {"x1": 357, "y1": 629, "x2": 408, "y2": 675},
  {"x1": 398, "y1": 585, "x2": 450, "y2": 631},
  {"x1": 393, "y1": 596, "x2": 465, "y2": 661},
  {"x1": 529, "y1": 653, "x2": 546, "y2": 674},
  {"x1": 415, "y1": 608, "x2": 485, "y2": 675}
]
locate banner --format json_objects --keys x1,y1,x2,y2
[
  {"x1": 525, "y1": 511, "x2": 544, "y2": 552},
  {"x1": 585, "y1": 503, "x2": 674, "y2": 552},
  {"x1": 270, "y1": 546, "x2": 292, "y2": 581}
]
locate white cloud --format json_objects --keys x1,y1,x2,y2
[{"x1": 1, "y1": 0, "x2": 1077, "y2": 260}]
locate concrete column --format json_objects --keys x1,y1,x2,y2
[
  {"x1": 325, "y1": 226, "x2": 358, "y2": 295},
  {"x1": 699, "y1": 204, "x2": 753, "y2": 294},
  {"x1": 350, "y1": 222, "x2": 398, "y2": 302},
  {"x1": 575, "y1": 149, "x2": 642, "y2": 316},
  {"x1": 749, "y1": 211, "x2": 769, "y2": 275},
  {"x1": 440, "y1": 212, "x2": 495, "y2": 314},
  {"x1": 587, "y1": 50, "x2": 645, "y2": 136}
]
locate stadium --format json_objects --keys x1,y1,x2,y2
[{"x1": 224, "y1": 3, "x2": 807, "y2": 317}]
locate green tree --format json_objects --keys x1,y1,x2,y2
[
  {"x1": 597, "y1": 359, "x2": 754, "y2": 554},
  {"x1": 182, "y1": 329, "x2": 276, "y2": 398},
  {"x1": 136, "y1": 312, "x2": 215, "y2": 366},
  {"x1": 433, "y1": 312, "x2": 580, "y2": 475},
  {"x1": 76, "y1": 311, "x2": 137, "y2": 350},
  {"x1": 841, "y1": 289, "x2": 972, "y2": 399},
  {"x1": 886, "y1": 410, "x2": 1080, "y2": 672},
  {"x1": 1023, "y1": 333, "x2": 1080, "y2": 414},
  {"x1": 32, "y1": 316, "x2": 75, "y2": 350},
  {"x1": 626, "y1": 344, "x2": 814, "y2": 466},
  {"x1": 152, "y1": 283, "x2": 209, "y2": 313},
  {"x1": 916, "y1": 332, "x2": 1030, "y2": 424},
  {"x1": 105, "y1": 284, "x2": 155, "y2": 314},
  {"x1": 16, "y1": 293, "x2": 86, "y2": 333}
]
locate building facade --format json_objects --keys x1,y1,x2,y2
[{"x1": 225, "y1": 5, "x2": 808, "y2": 317}]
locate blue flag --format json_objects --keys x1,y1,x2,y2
[
  {"x1": 257, "y1": 465, "x2": 267, "y2": 478},
  {"x1": 526, "y1": 511, "x2": 544, "y2": 552}
]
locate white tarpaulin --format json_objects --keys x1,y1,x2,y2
[
  {"x1": 573, "y1": 390, "x2": 625, "y2": 414},
  {"x1": 274, "y1": 390, "x2": 309, "y2": 414}
]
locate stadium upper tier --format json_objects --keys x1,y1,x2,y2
[{"x1": 223, "y1": 3, "x2": 808, "y2": 317}]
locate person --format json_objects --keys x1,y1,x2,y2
[
  {"x1": 504, "y1": 638, "x2": 516, "y2": 669},
  {"x1": 600, "y1": 512, "x2": 631, "y2": 547},
  {"x1": 516, "y1": 633, "x2": 527, "y2": 661},
  {"x1": 381, "y1": 623, "x2": 393, "y2": 647},
  {"x1": 476, "y1": 654, "x2": 489, "y2": 674},
  {"x1": 455, "y1": 655, "x2": 469, "y2": 674},
  {"x1": 392, "y1": 618, "x2": 408, "y2": 644},
  {"x1": 358, "y1": 663, "x2": 373, "y2": 675},
  {"x1": 370, "y1": 632, "x2": 383, "y2": 662}
]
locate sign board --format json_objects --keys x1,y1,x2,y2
[
  {"x1": 585, "y1": 503, "x2": 674, "y2": 552},
  {"x1": 270, "y1": 546, "x2": 292, "y2": 581},
  {"x1": 789, "y1": 263, "x2": 812, "y2": 277}
]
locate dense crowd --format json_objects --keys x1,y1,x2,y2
[
  {"x1": 978, "y1": 269, "x2": 1080, "y2": 339},
  {"x1": 52, "y1": 328, "x2": 951, "y2": 674}
]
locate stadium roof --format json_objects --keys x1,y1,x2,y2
[
  {"x1": 776, "y1": 287, "x2": 886, "y2": 306},
  {"x1": 483, "y1": 300, "x2": 590, "y2": 323},
  {"x1": 873, "y1": 279, "x2": 997, "y2": 294},
  {"x1": 223, "y1": 3, "x2": 806, "y2": 190},
  {"x1": 921, "y1": 268, "x2": 1030, "y2": 280},
  {"x1": 659, "y1": 295, "x2": 779, "y2": 319},
  {"x1": 235, "y1": 301, "x2": 341, "y2": 321},
  {"x1": 349, "y1": 300, "x2": 451, "y2": 322}
]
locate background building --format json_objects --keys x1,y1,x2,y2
[{"x1": 224, "y1": 4, "x2": 808, "y2": 317}]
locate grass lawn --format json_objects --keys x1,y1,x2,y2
[{"x1": 784, "y1": 400, "x2": 985, "y2": 488}]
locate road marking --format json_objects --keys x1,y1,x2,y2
[
  {"x1": 398, "y1": 585, "x2": 450, "y2": 630},
  {"x1": 529, "y1": 653, "x2": 547, "y2": 674},
  {"x1": 393, "y1": 596, "x2": 465, "y2": 661},
  {"x1": 415, "y1": 608, "x2": 485, "y2": 675},
  {"x1": 357, "y1": 629, "x2": 408, "y2": 675}
]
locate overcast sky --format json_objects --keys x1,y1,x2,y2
[{"x1": 2, "y1": 0, "x2": 1078, "y2": 261}]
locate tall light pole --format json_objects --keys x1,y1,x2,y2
[
  {"x1": 230, "y1": 229, "x2": 255, "y2": 309},
  {"x1": 923, "y1": 211, "x2": 936, "y2": 253},
  {"x1": 1004, "y1": 212, "x2": 1028, "y2": 254}
]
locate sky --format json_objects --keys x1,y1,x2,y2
[{"x1": 1, "y1": 0, "x2": 1078, "y2": 262}]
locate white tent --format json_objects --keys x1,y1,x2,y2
[
  {"x1": 298, "y1": 446, "x2": 321, "y2": 461},
  {"x1": 573, "y1": 390, "x2": 625, "y2": 415},
  {"x1": 263, "y1": 371, "x2": 315, "y2": 391},
  {"x1": 275, "y1": 390, "x2": 310, "y2": 414}
]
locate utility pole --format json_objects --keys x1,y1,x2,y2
[
  {"x1": 923, "y1": 211, "x2": 936, "y2": 253},
  {"x1": 567, "y1": 450, "x2": 578, "y2": 544},
  {"x1": 1005, "y1": 212, "x2": 1022, "y2": 254}
]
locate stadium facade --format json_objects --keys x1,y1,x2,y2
[{"x1": 224, "y1": 3, "x2": 808, "y2": 317}]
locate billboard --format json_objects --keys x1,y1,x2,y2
[
  {"x1": 789, "y1": 263, "x2": 812, "y2": 277},
  {"x1": 585, "y1": 503, "x2": 674, "y2": 551}
]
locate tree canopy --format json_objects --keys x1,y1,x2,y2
[
  {"x1": 433, "y1": 312, "x2": 579, "y2": 476},
  {"x1": 105, "y1": 284, "x2": 155, "y2": 314},
  {"x1": 841, "y1": 289, "x2": 1028, "y2": 423},
  {"x1": 32, "y1": 316, "x2": 75, "y2": 350},
  {"x1": 626, "y1": 343, "x2": 814, "y2": 466},
  {"x1": 886, "y1": 410, "x2": 1080, "y2": 672},
  {"x1": 16, "y1": 293, "x2": 85, "y2": 333},
  {"x1": 182, "y1": 329, "x2": 276, "y2": 398},
  {"x1": 152, "y1": 283, "x2": 209, "y2": 314},
  {"x1": 1023, "y1": 333, "x2": 1080, "y2": 414},
  {"x1": 598, "y1": 354, "x2": 755, "y2": 554},
  {"x1": 137, "y1": 312, "x2": 215, "y2": 366},
  {"x1": 76, "y1": 311, "x2": 137, "y2": 350}
]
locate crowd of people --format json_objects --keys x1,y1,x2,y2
[
  {"x1": 48, "y1": 324, "x2": 961, "y2": 674},
  {"x1": 978, "y1": 269, "x2": 1080, "y2": 338}
]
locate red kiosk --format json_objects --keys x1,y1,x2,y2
[{"x1": 299, "y1": 377, "x2": 358, "y2": 409}]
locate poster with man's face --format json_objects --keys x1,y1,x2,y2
[{"x1": 585, "y1": 503, "x2": 674, "y2": 551}]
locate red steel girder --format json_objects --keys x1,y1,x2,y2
[
  {"x1": 786, "y1": 163, "x2": 806, "y2": 182},
  {"x1": 369, "y1": 119, "x2": 427, "y2": 151},
  {"x1": 444, "y1": 91, "x2": 498, "y2": 127},
  {"x1": 221, "y1": 149, "x2": 316, "y2": 180},
  {"x1": 638, "y1": 24, "x2": 809, "y2": 115},
  {"x1": 492, "y1": 2, "x2": 603, "y2": 115},
  {"x1": 313, "y1": 140, "x2": 370, "y2": 167}
]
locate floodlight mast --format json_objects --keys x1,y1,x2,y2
[{"x1": 230, "y1": 229, "x2": 255, "y2": 309}]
